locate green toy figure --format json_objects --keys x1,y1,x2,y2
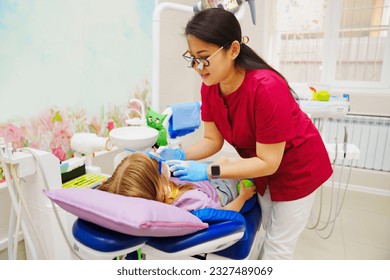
[{"x1": 146, "y1": 107, "x2": 168, "y2": 148}]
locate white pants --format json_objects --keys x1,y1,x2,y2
[{"x1": 258, "y1": 188, "x2": 316, "y2": 260}]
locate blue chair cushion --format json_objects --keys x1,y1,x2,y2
[
  {"x1": 73, "y1": 219, "x2": 148, "y2": 253},
  {"x1": 145, "y1": 197, "x2": 261, "y2": 259},
  {"x1": 214, "y1": 201, "x2": 262, "y2": 259},
  {"x1": 145, "y1": 214, "x2": 246, "y2": 253}
]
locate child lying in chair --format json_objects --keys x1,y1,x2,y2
[{"x1": 99, "y1": 152, "x2": 256, "y2": 212}]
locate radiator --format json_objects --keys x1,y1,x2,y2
[{"x1": 321, "y1": 114, "x2": 390, "y2": 172}]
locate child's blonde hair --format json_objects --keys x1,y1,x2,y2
[{"x1": 99, "y1": 152, "x2": 193, "y2": 204}]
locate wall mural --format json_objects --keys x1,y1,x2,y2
[{"x1": 0, "y1": 0, "x2": 155, "y2": 182}]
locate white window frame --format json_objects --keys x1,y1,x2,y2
[{"x1": 268, "y1": 0, "x2": 390, "y2": 90}]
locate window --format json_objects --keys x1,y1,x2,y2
[{"x1": 273, "y1": 0, "x2": 390, "y2": 88}]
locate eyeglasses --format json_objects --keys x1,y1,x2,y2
[
  {"x1": 125, "y1": 148, "x2": 166, "y2": 175},
  {"x1": 182, "y1": 43, "x2": 230, "y2": 71}
]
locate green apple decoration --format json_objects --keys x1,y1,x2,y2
[{"x1": 317, "y1": 90, "x2": 330, "y2": 101}]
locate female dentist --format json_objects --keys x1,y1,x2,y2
[{"x1": 158, "y1": 8, "x2": 332, "y2": 260}]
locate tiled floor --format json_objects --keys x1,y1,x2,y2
[{"x1": 294, "y1": 187, "x2": 390, "y2": 260}]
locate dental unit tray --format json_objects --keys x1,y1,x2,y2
[{"x1": 62, "y1": 174, "x2": 107, "y2": 189}]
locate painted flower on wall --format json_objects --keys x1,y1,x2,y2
[
  {"x1": 0, "y1": 123, "x2": 28, "y2": 149},
  {"x1": 0, "y1": 82, "x2": 151, "y2": 183},
  {"x1": 107, "y1": 121, "x2": 115, "y2": 131}
]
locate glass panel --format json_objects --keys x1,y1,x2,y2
[
  {"x1": 336, "y1": 0, "x2": 389, "y2": 81},
  {"x1": 276, "y1": 0, "x2": 389, "y2": 84},
  {"x1": 276, "y1": 0, "x2": 328, "y2": 83}
]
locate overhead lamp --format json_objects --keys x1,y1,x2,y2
[{"x1": 193, "y1": 0, "x2": 256, "y2": 25}]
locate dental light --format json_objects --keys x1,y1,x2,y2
[{"x1": 193, "y1": 0, "x2": 256, "y2": 25}]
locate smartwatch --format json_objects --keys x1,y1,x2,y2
[{"x1": 211, "y1": 165, "x2": 220, "y2": 179}]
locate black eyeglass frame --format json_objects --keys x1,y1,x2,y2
[{"x1": 182, "y1": 42, "x2": 232, "y2": 69}]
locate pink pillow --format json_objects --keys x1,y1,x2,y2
[{"x1": 44, "y1": 188, "x2": 208, "y2": 237}]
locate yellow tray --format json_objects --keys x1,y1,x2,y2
[{"x1": 62, "y1": 174, "x2": 107, "y2": 189}]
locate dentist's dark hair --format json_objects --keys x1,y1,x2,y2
[{"x1": 185, "y1": 8, "x2": 298, "y2": 99}]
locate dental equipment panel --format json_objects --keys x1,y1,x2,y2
[
  {"x1": 0, "y1": 144, "x2": 77, "y2": 259},
  {"x1": 0, "y1": 133, "x2": 113, "y2": 259}
]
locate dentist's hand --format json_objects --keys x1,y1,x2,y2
[
  {"x1": 166, "y1": 160, "x2": 208, "y2": 181},
  {"x1": 156, "y1": 146, "x2": 186, "y2": 161}
]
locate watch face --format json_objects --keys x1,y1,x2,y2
[{"x1": 211, "y1": 165, "x2": 220, "y2": 176}]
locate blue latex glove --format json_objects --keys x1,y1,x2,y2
[
  {"x1": 156, "y1": 146, "x2": 186, "y2": 160},
  {"x1": 166, "y1": 160, "x2": 208, "y2": 181}
]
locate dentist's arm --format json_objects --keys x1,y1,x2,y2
[
  {"x1": 168, "y1": 141, "x2": 285, "y2": 182},
  {"x1": 212, "y1": 141, "x2": 286, "y2": 179},
  {"x1": 184, "y1": 121, "x2": 224, "y2": 160}
]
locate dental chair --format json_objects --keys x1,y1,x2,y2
[
  {"x1": 59, "y1": 102, "x2": 262, "y2": 260},
  {"x1": 45, "y1": 188, "x2": 262, "y2": 260},
  {"x1": 42, "y1": 101, "x2": 262, "y2": 260}
]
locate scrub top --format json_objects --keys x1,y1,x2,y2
[{"x1": 200, "y1": 69, "x2": 333, "y2": 201}]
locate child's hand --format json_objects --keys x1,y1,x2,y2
[
  {"x1": 222, "y1": 180, "x2": 257, "y2": 212},
  {"x1": 238, "y1": 181, "x2": 256, "y2": 201}
]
